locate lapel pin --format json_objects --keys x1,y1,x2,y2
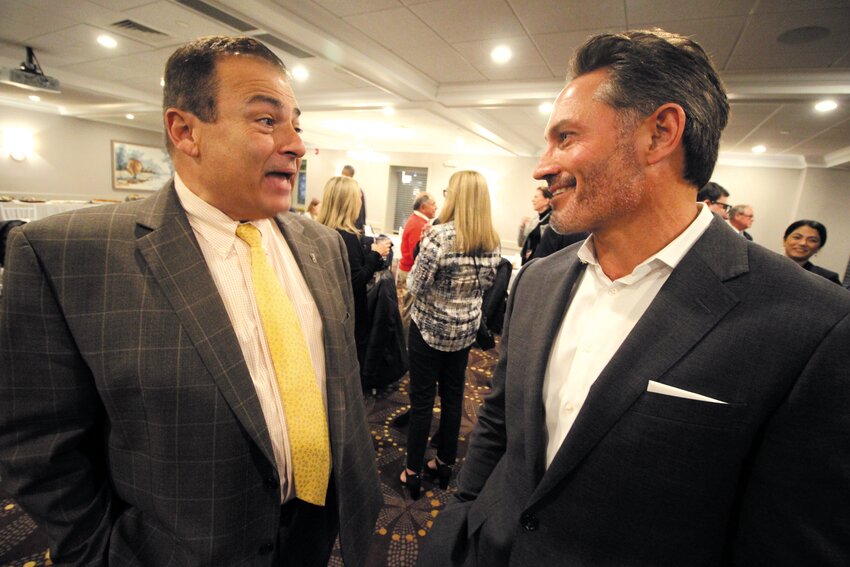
[{"x1": 309, "y1": 253, "x2": 318, "y2": 263}]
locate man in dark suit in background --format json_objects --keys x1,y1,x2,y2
[
  {"x1": 697, "y1": 180, "x2": 731, "y2": 219},
  {"x1": 0, "y1": 36, "x2": 380, "y2": 566},
  {"x1": 420, "y1": 29, "x2": 850, "y2": 566},
  {"x1": 728, "y1": 204, "x2": 755, "y2": 240}
]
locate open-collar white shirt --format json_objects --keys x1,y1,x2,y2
[{"x1": 542, "y1": 203, "x2": 714, "y2": 467}]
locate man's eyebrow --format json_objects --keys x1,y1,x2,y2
[
  {"x1": 246, "y1": 94, "x2": 283, "y2": 109},
  {"x1": 545, "y1": 119, "x2": 573, "y2": 138}
]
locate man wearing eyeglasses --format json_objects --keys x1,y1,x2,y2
[
  {"x1": 729, "y1": 204, "x2": 755, "y2": 240},
  {"x1": 697, "y1": 181, "x2": 731, "y2": 219}
]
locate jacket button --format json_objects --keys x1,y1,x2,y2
[
  {"x1": 520, "y1": 513, "x2": 539, "y2": 531},
  {"x1": 258, "y1": 542, "x2": 274, "y2": 555},
  {"x1": 264, "y1": 476, "x2": 277, "y2": 490}
]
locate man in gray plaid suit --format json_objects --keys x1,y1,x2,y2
[{"x1": 0, "y1": 36, "x2": 380, "y2": 566}]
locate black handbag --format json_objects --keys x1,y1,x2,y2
[{"x1": 473, "y1": 256, "x2": 496, "y2": 351}]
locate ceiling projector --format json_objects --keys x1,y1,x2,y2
[{"x1": 0, "y1": 46, "x2": 61, "y2": 94}]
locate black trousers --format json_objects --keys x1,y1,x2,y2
[
  {"x1": 405, "y1": 321, "x2": 471, "y2": 472},
  {"x1": 276, "y1": 479, "x2": 338, "y2": 567}
]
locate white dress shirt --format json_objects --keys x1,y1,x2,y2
[
  {"x1": 174, "y1": 174, "x2": 326, "y2": 502},
  {"x1": 542, "y1": 204, "x2": 714, "y2": 467}
]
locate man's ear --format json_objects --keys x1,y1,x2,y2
[
  {"x1": 644, "y1": 103, "x2": 686, "y2": 166},
  {"x1": 164, "y1": 108, "x2": 200, "y2": 158}
]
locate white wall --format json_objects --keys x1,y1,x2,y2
[
  {"x1": 3, "y1": 105, "x2": 848, "y2": 279},
  {"x1": 302, "y1": 148, "x2": 540, "y2": 252},
  {"x1": 712, "y1": 163, "x2": 849, "y2": 277},
  {"x1": 1, "y1": 106, "x2": 162, "y2": 201}
]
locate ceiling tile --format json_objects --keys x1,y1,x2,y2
[
  {"x1": 452, "y1": 35, "x2": 549, "y2": 73},
  {"x1": 643, "y1": 17, "x2": 748, "y2": 70},
  {"x1": 510, "y1": 0, "x2": 627, "y2": 34},
  {"x1": 410, "y1": 0, "x2": 525, "y2": 43},
  {"x1": 312, "y1": 0, "x2": 404, "y2": 17},
  {"x1": 727, "y1": 7, "x2": 850, "y2": 70},
  {"x1": 121, "y1": 1, "x2": 236, "y2": 43},
  {"x1": 0, "y1": 0, "x2": 125, "y2": 42},
  {"x1": 345, "y1": 7, "x2": 484, "y2": 82},
  {"x1": 533, "y1": 28, "x2": 613, "y2": 76},
  {"x1": 627, "y1": 0, "x2": 757, "y2": 25}
]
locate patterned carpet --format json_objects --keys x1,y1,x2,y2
[{"x1": 0, "y1": 342, "x2": 498, "y2": 567}]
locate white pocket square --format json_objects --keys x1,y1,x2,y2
[{"x1": 646, "y1": 380, "x2": 727, "y2": 404}]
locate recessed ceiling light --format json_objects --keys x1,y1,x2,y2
[
  {"x1": 538, "y1": 101, "x2": 553, "y2": 114},
  {"x1": 455, "y1": 137, "x2": 465, "y2": 146},
  {"x1": 491, "y1": 45, "x2": 512, "y2": 64},
  {"x1": 126, "y1": 114, "x2": 135, "y2": 120},
  {"x1": 752, "y1": 145, "x2": 766, "y2": 154},
  {"x1": 28, "y1": 95, "x2": 40, "y2": 102},
  {"x1": 815, "y1": 100, "x2": 838, "y2": 113},
  {"x1": 97, "y1": 35, "x2": 118, "y2": 48},
  {"x1": 291, "y1": 65, "x2": 309, "y2": 81},
  {"x1": 160, "y1": 77, "x2": 165, "y2": 87},
  {"x1": 382, "y1": 106, "x2": 395, "y2": 116}
]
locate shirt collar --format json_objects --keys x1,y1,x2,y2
[
  {"x1": 577, "y1": 202, "x2": 714, "y2": 283},
  {"x1": 174, "y1": 173, "x2": 276, "y2": 258},
  {"x1": 413, "y1": 210, "x2": 430, "y2": 221}
]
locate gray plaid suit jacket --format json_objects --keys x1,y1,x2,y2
[
  {"x1": 0, "y1": 183, "x2": 381, "y2": 566},
  {"x1": 419, "y1": 217, "x2": 850, "y2": 566}
]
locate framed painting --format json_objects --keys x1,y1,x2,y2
[{"x1": 112, "y1": 141, "x2": 173, "y2": 191}]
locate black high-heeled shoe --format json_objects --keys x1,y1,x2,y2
[
  {"x1": 425, "y1": 458, "x2": 451, "y2": 489},
  {"x1": 400, "y1": 469, "x2": 421, "y2": 500}
]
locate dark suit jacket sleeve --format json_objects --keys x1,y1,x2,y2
[
  {"x1": 0, "y1": 227, "x2": 113, "y2": 566},
  {"x1": 339, "y1": 230, "x2": 382, "y2": 290},
  {"x1": 736, "y1": 309, "x2": 850, "y2": 563}
]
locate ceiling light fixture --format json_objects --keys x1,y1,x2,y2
[
  {"x1": 814, "y1": 100, "x2": 838, "y2": 113},
  {"x1": 160, "y1": 77, "x2": 165, "y2": 87},
  {"x1": 291, "y1": 65, "x2": 309, "y2": 81},
  {"x1": 491, "y1": 45, "x2": 512, "y2": 64},
  {"x1": 126, "y1": 113, "x2": 135, "y2": 120},
  {"x1": 752, "y1": 145, "x2": 766, "y2": 154},
  {"x1": 382, "y1": 106, "x2": 395, "y2": 116},
  {"x1": 538, "y1": 101, "x2": 553, "y2": 114},
  {"x1": 97, "y1": 35, "x2": 118, "y2": 48},
  {"x1": 28, "y1": 95, "x2": 40, "y2": 102}
]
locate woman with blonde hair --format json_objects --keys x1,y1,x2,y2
[
  {"x1": 400, "y1": 170, "x2": 501, "y2": 499},
  {"x1": 317, "y1": 176, "x2": 390, "y2": 379},
  {"x1": 305, "y1": 197, "x2": 321, "y2": 220}
]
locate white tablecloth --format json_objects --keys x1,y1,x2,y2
[{"x1": 0, "y1": 201, "x2": 100, "y2": 221}]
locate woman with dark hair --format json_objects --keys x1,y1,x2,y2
[
  {"x1": 400, "y1": 170, "x2": 501, "y2": 499},
  {"x1": 783, "y1": 220, "x2": 842, "y2": 285}
]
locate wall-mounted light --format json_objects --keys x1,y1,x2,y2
[
  {"x1": 3, "y1": 127, "x2": 35, "y2": 161},
  {"x1": 751, "y1": 145, "x2": 767, "y2": 154}
]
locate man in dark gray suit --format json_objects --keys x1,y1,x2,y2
[
  {"x1": 420, "y1": 30, "x2": 850, "y2": 566},
  {"x1": 0, "y1": 37, "x2": 380, "y2": 566}
]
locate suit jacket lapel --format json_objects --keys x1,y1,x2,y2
[
  {"x1": 527, "y1": 218, "x2": 748, "y2": 507},
  {"x1": 135, "y1": 183, "x2": 276, "y2": 467},
  {"x1": 520, "y1": 253, "x2": 588, "y2": 486}
]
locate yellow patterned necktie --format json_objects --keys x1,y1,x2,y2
[{"x1": 236, "y1": 223, "x2": 330, "y2": 506}]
